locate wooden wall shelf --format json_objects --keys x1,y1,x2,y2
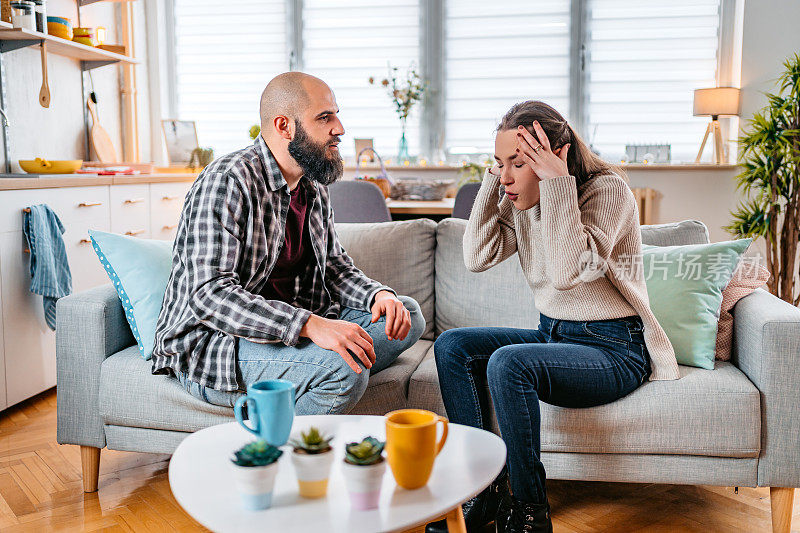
[
  {"x1": 0, "y1": 26, "x2": 138, "y2": 70},
  {"x1": 79, "y1": 0, "x2": 137, "y2": 5}
]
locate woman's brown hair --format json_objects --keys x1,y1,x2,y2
[{"x1": 497, "y1": 100, "x2": 625, "y2": 187}]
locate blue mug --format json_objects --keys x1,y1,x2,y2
[{"x1": 234, "y1": 380, "x2": 296, "y2": 446}]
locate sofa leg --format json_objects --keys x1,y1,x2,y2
[
  {"x1": 770, "y1": 487, "x2": 795, "y2": 533},
  {"x1": 80, "y1": 446, "x2": 101, "y2": 493}
]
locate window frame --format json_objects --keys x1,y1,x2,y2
[{"x1": 160, "y1": 0, "x2": 736, "y2": 160}]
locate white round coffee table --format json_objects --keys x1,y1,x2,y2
[{"x1": 169, "y1": 415, "x2": 506, "y2": 533}]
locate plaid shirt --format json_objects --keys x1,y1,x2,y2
[{"x1": 151, "y1": 136, "x2": 391, "y2": 391}]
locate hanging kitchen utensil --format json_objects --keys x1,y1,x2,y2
[
  {"x1": 39, "y1": 41, "x2": 50, "y2": 108},
  {"x1": 87, "y1": 92, "x2": 118, "y2": 163}
]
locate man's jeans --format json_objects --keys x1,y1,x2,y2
[
  {"x1": 434, "y1": 314, "x2": 651, "y2": 504},
  {"x1": 177, "y1": 296, "x2": 425, "y2": 415}
]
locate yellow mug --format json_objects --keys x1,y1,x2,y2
[{"x1": 385, "y1": 409, "x2": 448, "y2": 490}]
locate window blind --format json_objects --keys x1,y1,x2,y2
[
  {"x1": 302, "y1": 0, "x2": 421, "y2": 161},
  {"x1": 586, "y1": 0, "x2": 721, "y2": 163},
  {"x1": 173, "y1": 0, "x2": 288, "y2": 157},
  {"x1": 444, "y1": 0, "x2": 571, "y2": 155}
]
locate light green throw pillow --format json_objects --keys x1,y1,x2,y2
[{"x1": 642, "y1": 238, "x2": 752, "y2": 369}]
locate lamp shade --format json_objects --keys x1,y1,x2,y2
[{"x1": 693, "y1": 87, "x2": 740, "y2": 117}]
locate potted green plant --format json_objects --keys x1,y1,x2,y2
[
  {"x1": 230, "y1": 440, "x2": 283, "y2": 510},
  {"x1": 289, "y1": 426, "x2": 335, "y2": 499},
  {"x1": 341, "y1": 436, "x2": 386, "y2": 510},
  {"x1": 725, "y1": 53, "x2": 800, "y2": 305}
]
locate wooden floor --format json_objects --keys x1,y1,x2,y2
[{"x1": 0, "y1": 389, "x2": 797, "y2": 532}]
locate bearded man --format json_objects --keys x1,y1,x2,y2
[{"x1": 152, "y1": 72, "x2": 425, "y2": 414}]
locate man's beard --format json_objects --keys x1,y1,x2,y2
[{"x1": 287, "y1": 121, "x2": 343, "y2": 186}]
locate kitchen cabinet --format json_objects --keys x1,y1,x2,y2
[
  {"x1": 150, "y1": 182, "x2": 191, "y2": 241},
  {"x1": 0, "y1": 230, "x2": 56, "y2": 406},
  {"x1": 0, "y1": 179, "x2": 192, "y2": 409},
  {"x1": 0, "y1": 247, "x2": 6, "y2": 411},
  {"x1": 110, "y1": 185, "x2": 151, "y2": 238}
]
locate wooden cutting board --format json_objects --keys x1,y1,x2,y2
[{"x1": 87, "y1": 96, "x2": 118, "y2": 163}]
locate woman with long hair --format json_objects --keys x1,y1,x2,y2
[{"x1": 428, "y1": 101, "x2": 679, "y2": 533}]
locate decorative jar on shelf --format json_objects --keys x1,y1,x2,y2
[
  {"x1": 31, "y1": 0, "x2": 45, "y2": 33},
  {"x1": 10, "y1": 1, "x2": 35, "y2": 30}
]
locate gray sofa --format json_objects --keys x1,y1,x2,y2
[{"x1": 56, "y1": 218, "x2": 800, "y2": 531}]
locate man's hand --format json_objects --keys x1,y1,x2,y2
[
  {"x1": 300, "y1": 314, "x2": 375, "y2": 374},
  {"x1": 371, "y1": 291, "x2": 411, "y2": 341}
]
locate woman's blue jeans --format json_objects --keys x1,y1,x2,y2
[{"x1": 434, "y1": 314, "x2": 651, "y2": 504}]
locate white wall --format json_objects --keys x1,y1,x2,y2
[
  {"x1": 0, "y1": 0, "x2": 151, "y2": 172},
  {"x1": 626, "y1": 167, "x2": 740, "y2": 244},
  {"x1": 739, "y1": 0, "x2": 800, "y2": 134},
  {"x1": 733, "y1": 0, "x2": 800, "y2": 259}
]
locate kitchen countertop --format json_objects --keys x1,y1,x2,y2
[
  {"x1": 0, "y1": 163, "x2": 739, "y2": 191},
  {"x1": 0, "y1": 172, "x2": 200, "y2": 190}
]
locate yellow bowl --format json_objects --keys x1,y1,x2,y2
[
  {"x1": 19, "y1": 159, "x2": 83, "y2": 174},
  {"x1": 47, "y1": 22, "x2": 73, "y2": 41}
]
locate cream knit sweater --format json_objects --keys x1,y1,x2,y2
[{"x1": 463, "y1": 171, "x2": 680, "y2": 381}]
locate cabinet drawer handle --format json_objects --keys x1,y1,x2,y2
[
  {"x1": 162, "y1": 195, "x2": 180, "y2": 201},
  {"x1": 79, "y1": 238, "x2": 92, "y2": 245},
  {"x1": 162, "y1": 224, "x2": 178, "y2": 230},
  {"x1": 78, "y1": 201, "x2": 103, "y2": 208},
  {"x1": 124, "y1": 198, "x2": 145, "y2": 204},
  {"x1": 125, "y1": 229, "x2": 146, "y2": 236}
]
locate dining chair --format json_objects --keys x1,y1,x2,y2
[
  {"x1": 451, "y1": 182, "x2": 480, "y2": 220},
  {"x1": 329, "y1": 180, "x2": 392, "y2": 223}
]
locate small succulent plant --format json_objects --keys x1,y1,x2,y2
[
  {"x1": 290, "y1": 426, "x2": 334, "y2": 454},
  {"x1": 344, "y1": 436, "x2": 385, "y2": 466},
  {"x1": 231, "y1": 440, "x2": 283, "y2": 467}
]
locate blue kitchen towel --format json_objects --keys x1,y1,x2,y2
[{"x1": 22, "y1": 204, "x2": 73, "y2": 330}]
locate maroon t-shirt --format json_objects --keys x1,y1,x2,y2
[{"x1": 263, "y1": 184, "x2": 311, "y2": 303}]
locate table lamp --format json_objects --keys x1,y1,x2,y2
[{"x1": 693, "y1": 87, "x2": 740, "y2": 164}]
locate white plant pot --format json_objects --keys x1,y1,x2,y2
[
  {"x1": 291, "y1": 449, "x2": 334, "y2": 498},
  {"x1": 341, "y1": 459, "x2": 386, "y2": 510},
  {"x1": 230, "y1": 461, "x2": 279, "y2": 510}
]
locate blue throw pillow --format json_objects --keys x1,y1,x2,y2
[{"x1": 89, "y1": 230, "x2": 173, "y2": 359}]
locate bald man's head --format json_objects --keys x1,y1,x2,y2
[
  {"x1": 258, "y1": 72, "x2": 345, "y2": 186},
  {"x1": 259, "y1": 72, "x2": 328, "y2": 131}
]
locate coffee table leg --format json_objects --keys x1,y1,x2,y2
[{"x1": 445, "y1": 505, "x2": 467, "y2": 533}]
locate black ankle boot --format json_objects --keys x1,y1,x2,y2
[
  {"x1": 496, "y1": 497, "x2": 552, "y2": 533},
  {"x1": 426, "y1": 473, "x2": 509, "y2": 533}
]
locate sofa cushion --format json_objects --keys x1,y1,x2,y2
[
  {"x1": 407, "y1": 346, "x2": 446, "y2": 416},
  {"x1": 435, "y1": 219, "x2": 540, "y2": 335},
  {"x1": 640, "y1": 220, "x2": 710, "y2": 246},
  {"x1": 336, "y1": 219, "x2": 436, "y2": 339},
  {"x1": 98, "y1": 340, "x2": 432, "y2": 432},
  {"x1": 349, "y1": 340, "x2": 431, "y2": 415},
  {"x1": 408, "y1": 356, "x2": 761, "y2": 458}
]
